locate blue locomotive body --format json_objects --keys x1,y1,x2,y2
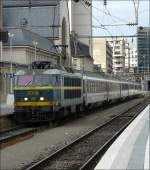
[{"x1": 14, "y1": 69, "x2": 83, "y2": 122}]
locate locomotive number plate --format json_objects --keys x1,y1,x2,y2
[{"x1": 28, "y1": 91, "x2": 39, "y2": 95}]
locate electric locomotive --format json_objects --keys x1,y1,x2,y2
[{"x1": 14, "y1": 62, "x2": 83, "y2": 123}]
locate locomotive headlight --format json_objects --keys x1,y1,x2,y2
[
  {"x1": 24, "y1": 97, "x2": 28, "y2": 101},
  {"x1": 40, "y1": 97, "x2": 44, "y2": 101}
]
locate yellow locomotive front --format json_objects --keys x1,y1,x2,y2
[{"x1": 14, "y1": 74, "x2": 59, "y2": 123}]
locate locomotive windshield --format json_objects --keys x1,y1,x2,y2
[
  {"x1": 34, "y1": 75, "x2": 50, "y2": 86},
  {"x1": 16, "y1": 75, "x2": 33, "y2": 86},
  {"x1": 15, "y1": 74, "x2": 51, "y2": 87}
]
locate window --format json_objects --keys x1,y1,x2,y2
[
  {"x1": 64, "y1": 76, "x2": 82, "y2": 99},
  {"x1": 34, "y1": 75, "x2": 50, "y2": 86},
  {"x1": 122, "y1": 84, "x2": 128, "y2": 90},
  {"x1": 16, "y1": 75, "x2": 33, "y2": 86},
  {"x1": 115, "y1": 51, "x2": 120, "y2": 55},
  {"x1": 109, "y1": 82, "x2": 120, "y2": 91}
]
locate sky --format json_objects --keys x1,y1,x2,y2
[{"x1": 92, "y1": 0, "x2": 149, "y2": 48}]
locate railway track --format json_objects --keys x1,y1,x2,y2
[
  {"x1": 0, "y1": 126, "x2": 36, "y2": 149},
  {"x1": 26, "y1": 99, "x2": 149, "y2": 170}
]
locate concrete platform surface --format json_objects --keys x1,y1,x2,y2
[{"x1": 95, "y1": 104, "x2": 150, "y2": 170}]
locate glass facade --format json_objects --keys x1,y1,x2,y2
[{"x1": 137, "y1": 27, "x2": 150, "y2": 73}]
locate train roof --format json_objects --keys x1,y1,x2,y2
[
  {"x1": 15, "y1": 68, "x2": 140, "y2": 85},
  {"x1": 43, "y1": 69, "x2": 82, "y2": 77},
  {"x1": 15, "y1": 68, "x2": 82, "y2": 78},
  {"x1": 81, "y1": 72, "x2": 140, "y2": 85}
]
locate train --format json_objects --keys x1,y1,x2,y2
[{"x1": 13, "y1": 61, "x2": 142, "y2": 123}]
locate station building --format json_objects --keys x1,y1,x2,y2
[
  {"x1": 93, "y1": 39, "x2": 113, "y2": 74},
  {"x1": 108, "y1": 39, "x2": 126, "y2": 75},
  {"x1": 129, "y1": 48, "x2": 138, "y2": 73}
]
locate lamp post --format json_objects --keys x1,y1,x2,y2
[
  {"x1": 32, "y1": 41, "x2": 38, "y2": 61},
  {"x1": 8, "y1": 32, "x2": 14, "y2": 93}
]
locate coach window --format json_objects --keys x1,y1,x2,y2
[
  {"x1": 89, "y1": 81, "x2": 91, "y2": 92},
  {"x1": 100, "y1": 82, "x2": 102, "y2": 92},
  {"x1": 110, "y1": 82, "x2": 113, "y2": 92},
  {"x1": 83, "y1": 80, "x2": 85, "y2": 93},
  {"x1": 100, "y1": 82, "x2": 103, "y2": 92},
  {"x1": 93, "y1": 81, "x2": 95, "y2": 92},
  {"x1": 88, "y1": 81, "x2": 90, "y2": 92},
  {"x1": 92, "y1": 81, "x2": 94, "y2": 92},
  {"x1": 98, "y1": 82, "x2": 100, "y2": 92},
  {"x1": 125, "y1": 84, "x2": 128, "y2": 90},
  {"x1": 94, "y1": 81, "x2": 96, "y2": 92},
  {"x1": 90, "y1": 81, "x2": 92, "y2": 92},
  {"x1": 96, "y1": 81, "x2": 98, "y2": 92},
  {"x1": 64, "y1": 77, "x2": 67, "y2": 86},
  {"x1": 89, "y1": 81, "x2": 91, "y2": 93},
  {"x1": 90, "y1": 81, "x2": 92, "y2": 93},
  {"x1": 99, "y1": 82, "x2": 101, "y2": 92},
  {"x1": 96, "y1": 81, "x2": 97, "y2": 92}
]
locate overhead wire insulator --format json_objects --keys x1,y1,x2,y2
[
  {"x1": 104, "y1": 0, "x2": 107, "y2": 6},
  {"x1": 73, "y1": 0, "x2": 80, "y2": 2},
  {"x1": 82, "y1": 0, "x2": 91, "y2": 7},
  {"x1": 127, "y1": 23, "x2": 136, "y2": 26}
]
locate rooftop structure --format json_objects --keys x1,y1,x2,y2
[{"x1": 4, "y1": 28, "x2": 58, "y2": 54}]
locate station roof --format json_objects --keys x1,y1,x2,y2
[{"x1": 4, "y1": 28, "x2": 59, "y2": 55}]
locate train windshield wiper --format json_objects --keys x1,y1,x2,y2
[{"x1": 25, "y1": 80, "x2": 32, "y2": 87}]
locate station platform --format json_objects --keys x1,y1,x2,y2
[
  {"x1": 0, "y1": 103, "x2": 14, "y2": 116},
  {"x1": 95, "y1": 104, "x2": 150, "y2": 170},
  {"x1": 0, "y1": 94, "x2": 14, "y2": 116}
]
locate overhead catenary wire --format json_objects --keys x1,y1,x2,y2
[
  {"x1": 80, "y1": 0, "x2": 113, "y2": 38},
  {"x1": 91, "y1": 0, "x2": 148, "y2": 47},
  {"x1": 92, "y1": 3, "x2": 128, "y2": 41},
  {"x1": 92, "y1": 5, "x2": 129, "y2": 24}
]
